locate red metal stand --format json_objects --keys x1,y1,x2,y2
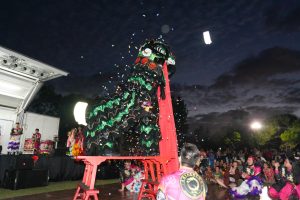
[
  {"x1": 73, "y1": 156, "x2": 168, "y2": 200},
  {"x1": 157, "y1": 62, "x2": 179, "y2": 174},
  {"x1": 73, "y1": 157, "x2": 105, "y2": 200},
  {"x1": 73, "y1": 62, "x2": 179, "y2": 200}
]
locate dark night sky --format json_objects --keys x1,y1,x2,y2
[{"x1": 1, "y1": 0, "x2": 300, "y2": 125}]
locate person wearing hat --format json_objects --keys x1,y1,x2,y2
[
  {"x1": 230, "y1": 156, "x2": 263, "y2": 198},
  {"x1": 268, "y1": 154, "x2": 300, "y2": 199}
]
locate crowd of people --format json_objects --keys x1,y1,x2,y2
[
  {"x1": 196, "y1": 147, "x2": 300, "y2": 199},
  {"x1": 5, "y1": 122, "x2": 299, "y2": 199},
  {"x1": 117, "y1": 145, "x2": 300, "y2": 199}
]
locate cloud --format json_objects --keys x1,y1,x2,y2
[
  {"x1": 212, "y1": 47, "x2": 300, "y2": 88},
  {"x1": 174, "y1": 47, "x2": 300, "y2": 123},
  {"x1": 188, "y1": 105, "x2": 299, "y2": 133},
  {"x1": 264, "y1": 2, "x2": 300, "y2": 32},
  {"x1": 49, "y1": 72, "x2": 118, "y2": 97}
]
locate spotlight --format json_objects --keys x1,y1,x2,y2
[
  {"x1": 2, "y1": 59, "x2": 12, "y2": 66},
  {"x1": 13, "y1": 64, "x2": 18, "y2": 68},
  {"x1": 22, "y1": 67, "x2": 27, "y2": 71},
  {"x1": 250, "y1": 121, "x2": 262, "y2": 130},
  {"x1": 40, "y1": 73, "x2": 44, "y2": 77},
  {"x1": 31, "y1": 69, "x2": 36, "y2": 74}
]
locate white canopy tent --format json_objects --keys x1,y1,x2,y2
[
  {"x1": 0, "y1": 46, "x2": 68, "y2": 153},
  {"x1": 0, "y1": 46, "x2": 68, "y2": 112}
]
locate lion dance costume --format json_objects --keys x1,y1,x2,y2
[{"x1": 85, "y1": 40, "x2": 175, "y2": 156}]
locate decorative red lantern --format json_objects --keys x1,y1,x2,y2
[
  {"x1": 141, "y1": 57, "x2": 149, "y2": 65},
  {"x1": 148, "y1": 62, "x2": 157, "y2": 70},
  {"x1": 135, "y1": 57, "x2": 141, "y2": 64},
  {"x1": 32, "y1": 155, "x2": 39, "y2": 164}
]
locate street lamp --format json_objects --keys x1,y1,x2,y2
[
  {"x1": 250, "y1": 121, "x2": 262, "y2": 147},
  {"x1": 250, "y1": 121, "x2": 262, "y2": 130}
]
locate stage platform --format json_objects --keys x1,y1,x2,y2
[{"x1": 0, "y1": 155, "x2": 119, "y2": 186}]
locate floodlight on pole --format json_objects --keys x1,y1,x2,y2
[{"x1": 250, "y1": 121, "x2": 262, "y2": 130}]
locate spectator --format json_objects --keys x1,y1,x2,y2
[
  {"x1": 204, "y1": 166, "x2": 213, "y2": 182},
  {"x1": 262, "y1": 162, "x2": 275, "y2": 184},
  {"x1": 207, "y1": 150, "x2": 215, "y2": 168},
  {"x1": 157, "y1": 143, "x2": 207, "y2": 200},
  {"x1": 222, "y1": 161, "x2": 241, "y2": 188},
  {"x1": 268, "y1": 154, "x2": 300, "y2": 199},
  {"x1": 213, "y1": 166, "x2": 223, "y2": 181},
  {"x1": 230, "y1": 156, "x2": 263, "y2": 198},
  {"x1": 119, "y1": 161, "x2": 144, "y2": 193}
]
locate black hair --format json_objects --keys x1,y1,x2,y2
[
  {"x1": 180, "y1": 143, "x2": 200, "y2": 168},
  {"x1": 35, "y1": 128, "x2": 39, "y2": 131},
  {"x1": 283, "y1": 153, "x2": 296, "y2": 166}
]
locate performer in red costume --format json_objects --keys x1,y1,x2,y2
[
  {"x1": 157, "y1": 143, "x2": 207, "y2": 200},
  {"x1": 32, "y1": 128, "x2": 41, "y2": 154}
]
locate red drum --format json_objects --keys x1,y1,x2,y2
[
  {"x1": 23, "y1": 138, "x2": 34, "y2": 152},
  {"x1": 40, "y1": 140, "x2": 54, "y2": 154}
]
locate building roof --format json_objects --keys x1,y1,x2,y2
[{"x1": 0, "y1": 46, "x2": 68, "y2": 113}]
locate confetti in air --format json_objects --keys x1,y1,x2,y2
[{"x1": 84, "y1": 40, "x2": 176, "y2": 156}]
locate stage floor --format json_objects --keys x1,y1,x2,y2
[{"x1": 2, "y1": 183, "x2": 261, "y2": 200}]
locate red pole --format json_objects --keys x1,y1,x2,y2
[{"x1": 158, "y1": 62, "x2": 179, "y2": 174}]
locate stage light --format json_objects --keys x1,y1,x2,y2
[
  {"x1": 74, "y1": 102, "x2": 88, "y2": 125},
  {"x1": 2, "y1": 59, "x2": 12, "y2": 66},
  {"x1": 250, "y1": 121, "x2": 262, "y2": 130},
  {"x1": 203, "y1": 31, "x2": 212, "y2": 45}
]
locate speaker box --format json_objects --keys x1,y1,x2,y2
[
  {"x1": 15, "y1": 156, "x2": 34, "y2": 170},
  {"x1": 3, "y1": 169, "x2": 49, "y2": 190},
  {"x1": 54, "y1": 147, "x2": 68, "y2": 156}
]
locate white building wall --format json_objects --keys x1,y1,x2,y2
[{"x1": 0, "y1": 107, "x2": 17, "y2": 154}]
